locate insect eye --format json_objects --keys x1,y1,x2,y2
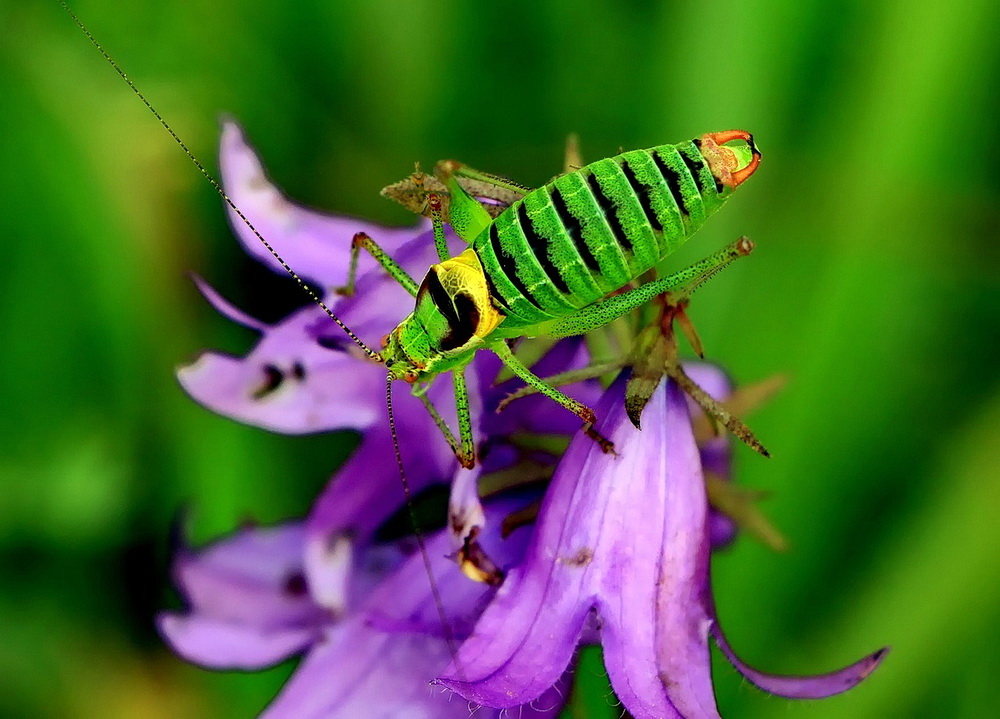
[
  {"x1": 404, "y1": 370, "x2": 419, "y2": 383},
  {"x1": 380, "y1": 334, "x2": 390, "y2": 349}
]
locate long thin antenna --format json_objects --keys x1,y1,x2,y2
[
  {"x1": 58, "y1": 0, "x2": 380, "y2": 361},
  {"x1": 386, "y1": 377, "x2": 463, "y2": 669},
  {"x1": 66, "y1": 0, "x2": 466, "y2": 680}
]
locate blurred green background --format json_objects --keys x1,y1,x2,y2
[{"x1": 3, "y1": 0, "x2": 999, "y2": 716}]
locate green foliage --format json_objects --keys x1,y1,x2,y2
[{"x1": 1, "y1": 0, "x2": 998, "y2": 715}]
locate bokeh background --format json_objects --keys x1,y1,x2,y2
[{"x1": 3, "y1": 0, "x2": 999, "y2": 716}]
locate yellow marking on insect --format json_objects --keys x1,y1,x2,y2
[{"x1": 435, "y1": 249, "x2": 506, "y2": 339}]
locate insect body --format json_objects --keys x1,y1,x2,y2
[
  {"x1": 61, "y1": 0, "x2": 759, "y2": 471},
  {"x1": 61, "y1": 0, "x2": 763, "y2": 679},
  {"x1": 373, "y1": 131, "x2": 761, "y2": 465}
]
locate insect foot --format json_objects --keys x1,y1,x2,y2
[
  {"x1": 574, "y1": 408, "x2": 616, "y2": 454},
  {"x1": 583, "y1": 423, "x2": 617, "y2": 455},
  {"x1": 457, "y1": 451, "x2": 477, "y2": 470}
]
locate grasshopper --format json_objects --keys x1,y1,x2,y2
[
  {"x1": 352, "y1": 132, "x2": 760, "y2": 467},
  {"x1": 58, "y1": 1, "x2": 761, "y2": 470}
]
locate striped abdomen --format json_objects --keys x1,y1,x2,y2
[{"x1": 473, "y1": 139, "x2": 733, "y2": 327}]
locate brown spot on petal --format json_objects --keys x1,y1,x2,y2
[
  {"x1": 560, "y1": 547, "x2": 594, "y2": 567},
  {"x1": 252, "y1": 363, "x2": 284, "y2": 399},
  {"x1": 283, "y1": 571, "x2": 308, "y2": 597},
  {"x1": 457, "y1": 527, "x2": 505, "y2": 586}
]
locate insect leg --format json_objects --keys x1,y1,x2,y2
[
  {"x1": 337, "y1": 232, "x2": 419, "y2": 297},
  {"x1": 540, "y1": 237, "x2": 755, "y2": 338},
  {"x1": 425, "y1": 192, "x2": 452, "y2": 262},
  {"x1": 490, "y1": 341, "x2": 612, "y2": 449},
  {"x1": 496, "y1": 359, "x2": 628, "y2": 413},
  {"x1": 428, "y1": 163, "x2": 496, "y2": 245},
  {"x1": 411, "y1": 369, "x2": 476, "y2": 468},
  {"x1": 435, "y1": 161, "x2": 529, "y2": 201},
  {"x1": 452, "y1": 369, "x2": 476, "y2": 468}
]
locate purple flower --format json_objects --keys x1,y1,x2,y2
[
  {"x1": 178, "y1": 121, "x2": 442, "y2": 435},
  {"x1": 165, "y1": 122, "x2": 886, "y2": 718},
  {"x1": 160, "y1": 497, "x2": 568, "y2": 718},
  {"x1": 437, "y1": 374, "x2": 887, "y2": 717}
]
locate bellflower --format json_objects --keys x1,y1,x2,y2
[
  {"x1": 164, "y1": 121, "x2": 886, "y2": 717},
  {"x1": 160, "y1": 499, "x2": 567, "y2": 718},
  {"x1": 177, "y1": 121, "x2": 438, "y2": 435},
  {"x1": 438, "y1": 374, "x2": 887, "y2": 717}
]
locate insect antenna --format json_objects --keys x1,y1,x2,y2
[
  {"x1": 59, "y1": 0, "x2": 380, "y2": 361},
  {"x1": 386, "y1": 376, "x2": 466, "y2": 677},
  {"x1": 67, "y1": 0, "x2": 467, "y2": 682}
]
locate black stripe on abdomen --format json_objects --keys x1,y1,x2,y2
[
  {"x1": 620, "y1": 158, "x2": 664, "y2": 233},
  {"x1": 515, "y1": 201, "x2": 571, "y2": 295},
  {"x1": 550, "y1": 187, "x2": 602, "y2": 275},
  {"x1": 651, "y1": 151, "x2": 689, "y2": 217},
  {"x1": 586, "y1": 172, "x2": 634, "y2": 254},
  {"x1": 488, "y1": 221, "x2": 544, "y2": 311}
]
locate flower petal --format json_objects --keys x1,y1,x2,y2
[
  {"x1": 177, "y1": 305, "x2": 386, "y2": 434},
  {"x1": 219, "y1": 121, "x2": 426, "y2": 287},
  {"x1": 601, "y1": 379, "x2": 719, "y2": 719},
  {"x1": 190, "y1": 274, "x2": 269, "y2": 332},
  {"x1": 159, "y1": 523, "x2": 328, "y2": 669},
  {"x1": 711, "y1": 623, "x2": 889, "y2": 699},
  {"x1": 172, "y1": 523, "x2": 326, "y2": 628},
  {"x1": 304, "y1": 382, "x2": 457, "y2": 540},
  {"x1": 157, "y1": 613, "x2": 317, "y2": 670},
  {"x1": 439, "y1": 376, "x2": 720, "y2": 718},
  {"x1": 265, "y1": 500, "x2": 549, "y2": 718}
]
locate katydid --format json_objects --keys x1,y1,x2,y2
[
  {"x1": 58, "y1": 0, "x2": 761, "y2": 472},
  {"x1": 352, "y1": 133, "x2": 760, "y2": 467}
]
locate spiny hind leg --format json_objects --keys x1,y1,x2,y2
[
  {"x1": 543, "y1": 237, "x2": 755, "y2": 338},
  {"x1": 491, "y1": 340, "x2": 615, "y2": 454}
]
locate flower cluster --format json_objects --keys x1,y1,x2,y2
[{"x1": 160, "y1": 123, "x2": 886, "y2": 718}]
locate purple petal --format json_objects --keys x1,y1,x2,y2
[
  {"x1": 179, "y1": 222, "x2": 462, "y2": 435},
  {"x1": 602, "y1": 379, "x2": 718, "y2": 719},
  {"x1": 265, "y1": 502, "x2": 548, "y2": 718},
  {"x1": 219, "y1": 121, "x2": 426, "y2": 287},
  {"x1": 159, "y1": 523, "x2": 328, "y2": 669},
  {"x1": 304, "y1": 380, "x2": 457, "y2": 546},
  {"x1": 303, "y1": 371, "x2": 478, "y2": 610},
  {"x1": 157, "y1": 614, "x2": 318, "y2": 670},
  {"x1": 439, "y1": 376, "x2": 720, "y2": 718},
  {"x1": 261, "y1": 623, "x2": 461, "y2": 719},
  {"x1": 712, "y1": 623, "x2": 889, "y2": 699},
  {"x1": 172, "y1": 523, "x2": 326, "y2": 628},
  {"x1": 709, "y1": 513, "x2": 739, "y2": 549},
  {"x1": 177, "y1": 304, "x2": 386, "y2": 434},
  {"x1": 264, "y1": 623, "x2": 565, "y2": 719},
  {"x1": 191, "y1": 274, "x2": 269, "y2": 332}
]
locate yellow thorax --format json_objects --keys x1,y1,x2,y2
[{"x1": 435, "y1": 248, "x2": 506, "y2": 340}]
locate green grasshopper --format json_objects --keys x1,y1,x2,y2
[
  {"x1": 59, "y1": 2, "x2": 760, "y2": 472},
  {"x1": 343, "y1": 131, "x2": 761, "y2": 468}
]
